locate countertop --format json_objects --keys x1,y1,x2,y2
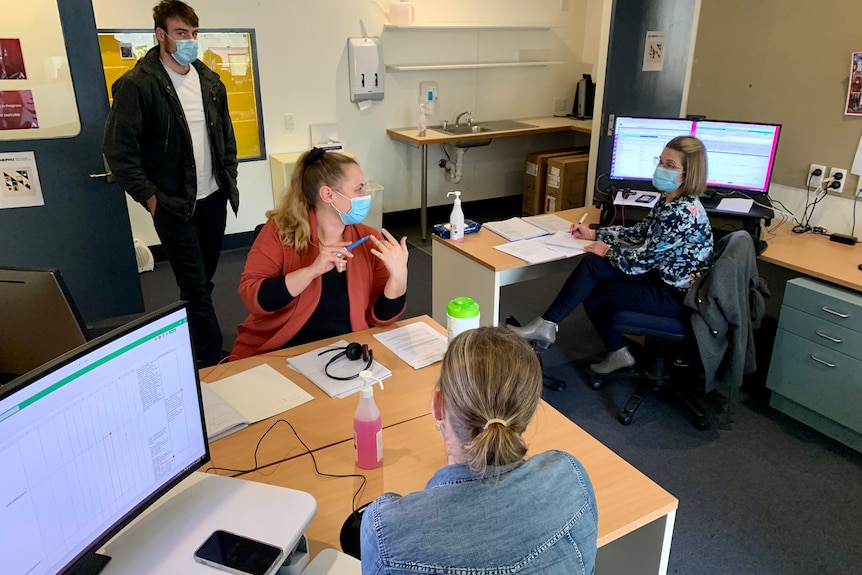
[{"x1": 386, "y1": 115, "x2": 593, "y2": 146}]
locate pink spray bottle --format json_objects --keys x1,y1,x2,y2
[{"x1": 354, "y1": 370, "x2": 383, "y2": 469}]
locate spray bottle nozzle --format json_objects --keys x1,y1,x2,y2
[
  {"x1": 447, "y1": 191, "x2": 461, "y2": 200},
  {"x1": 359, "y1": 369, "x2": 384, "y2": 392}
]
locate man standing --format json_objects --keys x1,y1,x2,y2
[{"x1": 104, "y1": 0, "x2": 238, "y2": 367}]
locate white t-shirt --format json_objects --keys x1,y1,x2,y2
[{"x1": 163, "y1": 63, "x2": 219, "y2": 200}]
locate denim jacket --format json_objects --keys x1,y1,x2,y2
[{"x1": 360, "y1": 450, "x2": 598, "y2": 575}]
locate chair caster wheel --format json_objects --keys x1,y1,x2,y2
[
  {"x1": 694, "y1": 417, "x2": 710, "y2": 431},
  {"x1": 589, "y1": 377, "x2": 603, "y2": 390},
  {"x1": 618, "y1": 412, "x2": 633, "y2": 426}
]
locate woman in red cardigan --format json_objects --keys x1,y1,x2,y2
[{"x1": 231, "y1": 148, "x2": 409, "y2": 359}]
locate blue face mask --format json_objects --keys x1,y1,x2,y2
[
  {"x1": 169, "y1": 36, "x2": 198, "y2": 66},
  {"x1": 652, "y1": 166, "x2": 682, "y2": 193},
  {"x1": 334, "y1": 191, "x2": 372, "y2": 225}
]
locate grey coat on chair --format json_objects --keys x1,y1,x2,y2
[{"x1": 684, "y1": 231, "x2": 770, "y2": 393}]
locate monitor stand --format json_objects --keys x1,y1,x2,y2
[{"x1": 69, "y1": 552, "x2": 111, "y2": 575}]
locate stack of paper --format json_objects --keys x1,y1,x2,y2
[
  {"x1": 373, "y1": 321, "x2": 447, "y2": 369},
  {"x1": 287, "y1": 339, "x2": 392, "y2": 398},
  {"x1": 483, "y1": 217, "x2": 550, "y2": 241},
  {"x1": 493, "y1": 236, "x2": 569, "y2": 263},
  {"x1": 199, "y1": 363, "x2": 314, "y2": 441},
  {"x1": 521, "y1": 213, "x2": 574, "y2": 234}
]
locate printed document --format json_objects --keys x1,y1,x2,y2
[
  {"x1": 483, "y1": 217, "x2": 550, "y2": 241},
  {"x1": 543, "y1": 232, "x2": 592, "y2": 254},
  {"x1": 493, "y1": 236, "x2": 568, "y2": 263},
  {"x1": 521, "y1": 213, "x2": 574, "y2": 234},
  {"x1": 373, "y1": 321, "x2": 447, "y2": 369}
]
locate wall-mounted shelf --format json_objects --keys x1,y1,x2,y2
[
  {"x1": 383, "y1": 24, "x2": 554, "y2": 31},
  {"x1": 386, "y1": 61, "x2": 563, "y2": 72}
]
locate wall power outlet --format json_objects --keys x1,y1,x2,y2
[
  {"x1": 808, "y1": 164, "x2": 825, "y2": 188},
  {"x1": 828, "y1": 168, "x2": 847, "y2": 194}
]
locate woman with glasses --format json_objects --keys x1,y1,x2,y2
[
  {"x1": 509, "y1": 136, "x2": 714, "y2": 375},
  {"x1": 231, "y1": 148, "x2": 409, "y2": 359}
]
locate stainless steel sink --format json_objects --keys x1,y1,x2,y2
[
  {"x1": 474, "y1": 119, "x2": 537, "y2": 131},
  {"x1": 430, "y1": 124, "x2": 494, "y2": 136}
]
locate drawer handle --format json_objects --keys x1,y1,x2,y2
[
  {"x1": 815, "y1": 331, "x2": 842, "y2": 343},
  {"x1": 810, "y1": 354, "x2": 837, "y2": 368},
  {"x1": 821, "y1": 306, "x2": 849, "y2": 318}
]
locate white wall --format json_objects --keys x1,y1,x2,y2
[{"x1": 93, "y1": 0, "x2": 602, "y2": 245}]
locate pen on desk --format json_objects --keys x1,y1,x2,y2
[
  {"x1": 345, "y1": 235, "x2": 370, "y2": 251},
  {"x1": 578, "y1": 213, "x2": 588, "y2": 225}
]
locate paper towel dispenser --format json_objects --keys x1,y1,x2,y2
[{"x1": 347, "y1": 37, "x2": 384, "y2": 103}]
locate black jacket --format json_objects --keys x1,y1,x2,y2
[{"x1": 103, "y1": 46, "x2": 239, "y2": 219}]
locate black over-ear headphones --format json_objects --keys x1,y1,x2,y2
[{"x1": 318, "y1": 343, "x2": 373, "y2": 381}]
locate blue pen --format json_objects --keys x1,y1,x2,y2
[{"x1": 345, "y1": 235, "x2": 371, "y2": 251}]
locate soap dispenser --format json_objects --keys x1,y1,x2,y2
[
  {"x1": 447, "y1": 191, "x2": 464, "y2": 242},
  {"x1": 354, "y1": 370, "x2": 383, "y2": 469}
]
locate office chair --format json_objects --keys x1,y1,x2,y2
[
  {"x1": 589, "y1": 231, "x2": 766, "y2": 430},
  {"x1": 588, "y1": 310, "x2": 709, "y2": 430}
]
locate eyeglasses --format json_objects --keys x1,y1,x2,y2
[{"x1": 654, "y1": 157, "x2": 684, "y2": 171}]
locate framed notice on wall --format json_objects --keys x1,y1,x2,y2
[
  {"x1": 845, "y1": 52, "x2": 862, "y2": 116},
  {"x1": 0, "y1": 0, "x2": 81, "y2": 140}
]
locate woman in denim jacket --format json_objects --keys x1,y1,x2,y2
[{"x1": 360, "y1": 327, "x2": 598, "y2": 574}]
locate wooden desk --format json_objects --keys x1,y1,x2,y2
[
  {"x1": 203, "y1": 316, "x2": 443, "y2": 473},
  {"x1": 431, "y1": 206, "x2": 600, "y2": 326},
  {"x1": 387, "y1": 116, "x2": 593, "y2": 241},
  {"x1": 235, "y1": 405, "x2": 677, "y2": 575},
  {"x1": 760, "y1": 225, "x2": 862, "y2": 292}
]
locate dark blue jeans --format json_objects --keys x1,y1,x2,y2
[
  {"x1": 543, "y1": 254, "x2": 686, "y2": 352},
  {"x1": 152, "y1": 192, "x2": 227, "y2": 366}
]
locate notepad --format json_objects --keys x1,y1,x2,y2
[
  {"x1": 482, "y1": 217, "x2": 551, "y2": 241},
  {"x1": 373, "y1": 321, "x2": 447, "y2": 369},
  {"x1": 493, "y1": 236, "x2": 568, "y2": 263},
  {"x1": 521, "y1": 214, "x2": 574, "y2": 234},
  {"x1": 200, "y1": 363, "x2": 314, "y2": 441}
]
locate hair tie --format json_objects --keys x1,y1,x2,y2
[
  {"x1": 483, "y1": 418, "x2": 508, "y2": 430},
  {"x1": 304, "y1": 147, "x2": 326, "y2": 167}
]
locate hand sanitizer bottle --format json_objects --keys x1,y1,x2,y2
[
  {"x1": 447, "y1": 191, "x2": 464, "y2": 241},
  {"x1": 354, "y1": 370, "x2": 383, "y2": 469},
  {"x1": 418, "y1": 103, "x2": 427, "y2": 136}
]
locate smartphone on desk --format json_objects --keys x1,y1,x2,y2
[{"x1": 194, "y1": 530, "x2": 285, "y2": 575}]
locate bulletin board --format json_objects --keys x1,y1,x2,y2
[
  {"x1": 98, "y1": 29, "x2": 265, "y2": 161},
  {"x1": 0, "y1": 0, "x2": 80, "y2": 140}
]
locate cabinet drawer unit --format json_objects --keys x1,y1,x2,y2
[
  {"x1": 767, "y1": 277, "x2": 862, "y2": 451},
  {"x1": 782, "y1": 277, "x2": 862, "y2": 335}
]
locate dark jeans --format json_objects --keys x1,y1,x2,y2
[
  {"x1": 153, "y1": 192, "x2": 227, "y2": 366},
  {"x1": 543, "y1": 253, "x2": 686, "y2": 352}
]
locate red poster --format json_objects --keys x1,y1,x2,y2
[
  {"x1": 0, "y1": 38, "x2": 27, "y2": 79},
  {"x1": 0, "y1": 90, "x2": 39, "y2": 130}
]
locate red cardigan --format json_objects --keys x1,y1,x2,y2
[{"x1": 231, "y1": 212, "x2": 404, "y2": 359}]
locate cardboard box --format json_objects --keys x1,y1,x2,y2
[
  {"x1": 544, "y1": 154, "x2": 589, "y2": 213},
  {"x1": 522, "y1": 148, "x2": 585, "y2": 216}
]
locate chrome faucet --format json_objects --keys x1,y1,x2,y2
[{"x1": 454, "y1": 111, "x2": 472, "y2": 127}]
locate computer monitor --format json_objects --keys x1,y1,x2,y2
[
  {"x1": 609, "y1": 116, "x2": 695, "y2": 182},
  {"x1": 693, "y1": 120, "x2": 781, "y2": 193},
  {"x1": 0, "y1": 267, "x2": 88, "y2": 378},
  {"x1": 608, "y1": 116, "x2": 782, "y2": 194},
  {"x1": 0, "y1": 302, "x2": 209, "y2": 575}
]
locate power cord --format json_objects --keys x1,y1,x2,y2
[
  {"x1": 791, "y1": 171, "x2": 829, "y2": 234},
  {"x1": 205, "y1": 418, "x2": 369, "y2": 515}
]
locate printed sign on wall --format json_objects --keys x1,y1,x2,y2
[
  {"x1": 0, "y1": 151, "x2": 44, "y2": 209},
  {"x1": 845, "y1": 52, "x2": 862, "y2": 116}
]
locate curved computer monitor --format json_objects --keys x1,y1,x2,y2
[
  {"x1": 0, "y1": 267, "x2": 88, "y2": 379},
  {"x1": 0, "y1": 302, "x2": 209, "y2": 575},
  {"x1": 693, "y1": 120, "x2": 781, "y2": 193}
]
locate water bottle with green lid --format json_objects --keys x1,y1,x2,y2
[{"x1": 446, "y1": 297, "x2": 480, "y2": 341}]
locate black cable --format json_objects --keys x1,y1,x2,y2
[{"x1": 205, "y1": 418, "x2": 369, "y2": 515}]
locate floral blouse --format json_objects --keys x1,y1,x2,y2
[{"x1": 597, "y1": 194, "x2": 714, "y2": 289}]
